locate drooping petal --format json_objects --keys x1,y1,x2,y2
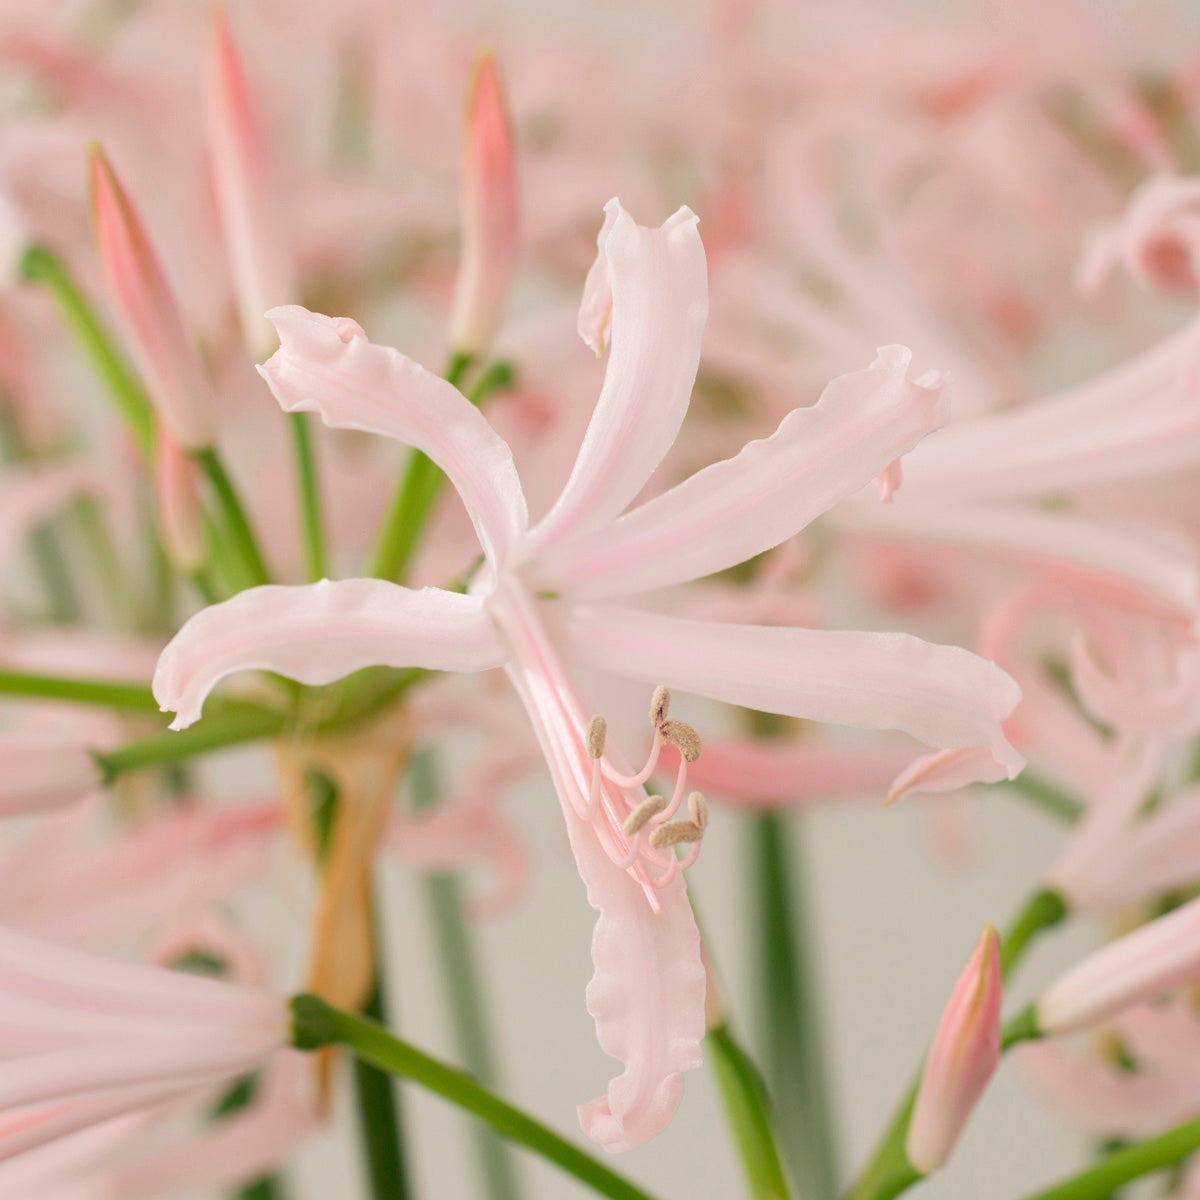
[
  {"x1": 538, "y1": 346, "x2": 948, "y2": 598},
  {"x1": 154, "y1": 579, "x2": 506, "y2": 729},
  {"x1": 886, "y1": 746, "x2": 1010, "y2": 805},
  {"x1": 525, "y1": 200, "x2": 708, "y2": 554},
  {"x1": 259, "y1": 306, "x2": 527, "y2": 569},
  {"x1": 564, "y1": 604, "x2": 1023, "y2": 777}
]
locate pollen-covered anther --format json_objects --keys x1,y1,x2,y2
[
  {"x1": 649, "y1": 685, "x2": 671, "y2": 728},
  {"x1": 622, "y1": 794, "x2": 667, "y2": 837},
  {"x1": 648, "y1": 792, "x2": 708, "y2": 849},
  {"x1": 586, "y1": 715, "x2": 607, "y2": 759},
  {"x1": 659, "y1": 719, "x2": 702, "y2": 762}
]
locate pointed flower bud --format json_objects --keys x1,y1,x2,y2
[
  {"x1": 88, "y1": 146, "x2": 214, "y2": 449},
  {"x1": 206, "y1": 11, "x2": 295, "y2": 360},
  {"x1": 447, "y1": 51, "x2": 519, "y2": 358},
  {"x1": 1037, "y1": 894, "x2": 1200, "y2": 1036},
  {"x1": 154, "y1": 426, "x2": 207, "y2": 572},
  {"x1": 906, "y1": 926, "x2": 1002, "y2": 1175}
]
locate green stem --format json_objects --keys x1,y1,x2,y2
[
  {"x1": 290, "y1": 994, "x2": 662, "y2": 1200},
  {"x1": 288, "y1": 413, "x2": 328, "y2": 582},
  {"x1": 752, "y1": 811, "x2": 839, "y2": 1199},
  {"x1": 353, "y1": 972, "x2": 413, "y2": 1200},
  {"x1": 0, "y1": 670, "x2": 159, "y2": 711},
  {"x1": 843, "y1": 892, "x2": 1067, "y2": 1200},
  {"x1": 410, "y1": 750, "x2": 521, "y2": 1200},
  {"x1": 1018, "y1": 1113, "x2": 1200, "y2": 1200},
  {"x1": 95, "y1": 705, "x2": 287, "y2": 782},
  {"x1": 19, "y1": 245, "x2": 155, "y2": 458},
  {"x1": 708, "y1": 1022, "x2": 795, "y2": 1200},
  {"x1": 1005, "y1": 772, "x2": 1083, "y2": 824},
  {"x1": 368, "y1": 355, "x2": 512, "y2": 583},
  {"x1": 193, "y1": 447, "x2": 271, "y2": 588}
]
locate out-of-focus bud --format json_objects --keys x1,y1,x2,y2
[
  {"x1": 447, "y1": 51, "x2": 519, "y2": 359},
  {"x1": 206, "y1": 11, "x2": 295, "y2": 361},
  {"x1": 1038, "y1": 895, "x2": 1200, "y2": 1035},
  {"x1": 154, "y1": 426, "x2": 207, "y2": 573},
  {"x1": 88, "y1": 146, "x2": 214, "y2": 449},
  {"x1": 0, "y1": 736, "x2": 101, "y2": 817},
  {"x1": 905, "y1": 926, "x2": 1002, "y2": 1174}
]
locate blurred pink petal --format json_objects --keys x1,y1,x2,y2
[
  {"x1": 152, "y1": 429, "x2": 205, "y2": 573},
  {"x1": 154, "y1": 579, "x2": 506, "y2": 729},
  {"x1": 0, "y1": 737, "x2": 100, "y2": 819},
  {"x1": 259, "y1": 305, "x2": 527, "y2": 569},
  {"x1": 886, "y1": 746, "x2": 1010, "y2": 806}
]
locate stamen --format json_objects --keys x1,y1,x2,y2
[
  {"x1": 649, "y1": 685, "x2": 671, "y2": 728},
  {"x1": 599, "y1": 728, "x2": 661, "y2": 787},
  {"x1": 648, "y1": 792, "x2": 708, "y2": 849},
  {"x1": 660, "y1": 719, "x2": 702, "y2": 762},
  {"x1": 585, "y1": 715, "x2": 607, "y2": 759},
  {"x1": 622, "y1": 794, "x2": 667, "y2": 836}
]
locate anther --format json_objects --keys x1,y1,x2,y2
[
  {"x1": 622, "y1": 794, "x2": 667, "y2": 836},
  {"x1": 648, "y1": 792, "x2": 709, "y2": 849},
  {"x1": 649, "y1": 685, "x2": 671, "y2": 729},
  {"x1": 586, "y1": 715, "x2": 607, "y2": 760},
  {"x1": 660, "y1": 719, "x2": 702, "y2": 762}
]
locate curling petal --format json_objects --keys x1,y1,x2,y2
[{"x1": 154, "y1": 579, "x2": 506, "y2": 729}]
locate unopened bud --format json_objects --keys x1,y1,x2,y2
[
  {"x1": 906, "y1": 926, "x2": 1002, "y2": 1174},
  {"x1": 447, "y1": 51, "x2": 518, "y2": 358},
  {"x1": 0, "y1": 736, "x2": 102, "y2": 817},
  {"x1": 88, "y1": 146, "x2": 214, "y2": 448},
  {"x1": 154, "y1": 426, "x2": 207, "y2": 572}
]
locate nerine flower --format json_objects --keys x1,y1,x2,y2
[{"x1": 153, "y1": 199, "x2": 1022, "y2": 1150}]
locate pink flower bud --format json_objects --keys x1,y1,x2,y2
[
  {"x1": 154, "y1": 426, "x2": 207, "y2": 572},
  {"x1": 205, "y1": 11, "x2": 295, "y2": 361},
  {"x1": 447, "y1": 51, "x2": 519, "y2": 357},
  {"x1": 0, "y1": 735, "x2": 101, "y2": 818},
  {"x1": 88, "y1": 146, "x2": 214, "y2": 449},
  {"x1": 905, "y1": 925, "x2": 1002, "y2": 1174},
  {"x1": 1038, "y1": 895, "x2": 1200, "y2": 1035}
]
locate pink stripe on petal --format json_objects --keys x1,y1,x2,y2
[
  {"x1": 259, "y1": 306, "x2": 526, "y2": 570},
  {"x1": 565, "y1": 605, "x2": 1023, "y2": 776},
  {"x1": 540, "y1": 346, "x2": 946, "y2": 598},
  {"x1": 154, "y1": 580, "x2": 506, "y2": 729},
  {"x1": 527, "y1": 200, "x2": 708, "y2": 554}
]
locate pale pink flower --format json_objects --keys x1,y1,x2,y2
[
  {"x1": 906, "y1": 925, "x2": 1002, "y2": 1174},
  {"x1": 447, "y1": 52, "x2": 519, "y2": 359},
  {"x1": 88, "y1": 147, "x2": 214, "y2": 450},
  {"x1": 1037, "y1": 893, "x2": 1200, "y2": 1035},
  {"x1": 154, "y1": 199, "x2": 1021, "y2": 1150},
  {"x1": 0, "y1": 925, "x2": 287, "y2": 1161}
]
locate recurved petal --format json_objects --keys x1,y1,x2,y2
[
  {"x1": 565, "y1": 605, "x2": 1023, "y2": 779},
  {"x1": 154, "y1": 580, "x2": 507, "y2": 730},
  {"x1": 526, "y1": 200, "x2": 708, "y2": 555},
  {"x1": 259, "y1": 306, "x2": 527, "y2": 569},
  {"x1": 540, "y1": 347, "x2": 947, "y2": 598}
]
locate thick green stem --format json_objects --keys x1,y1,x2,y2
[
  {"x1": 410, "y1": 750, "x2": 521, "y2": 1200},
  {"x1": 708, "y1": 1022, "x2": 795, "y2": 1200},
  {"x1": 0, "y1": 670, "x2": 159, "y2": 711},
  {"x1": 369, "y1": 356, "x2": 511, "y2": 583},
  {"x1": 19, "y1": 245, "x2": 155, "y2": 458},
  {"x1": 1000, "y1": 890, "x2": 1068, "y2": 976},
  {"x1": 193, "y1": 447, "x2": 271, "y2": 588},
  {"x1": 95, "y1": 705, "x2": 287, "y2": 782},
  {"x1": 1018, "y1": 1113, "x2": 1200, "y2": 1200},
  {"x1": 288, "y1": 413, "x2": 328, "y2": 582},
  {"x1": 353, "y1": 972, "x2": 413, "y2": 1200},
  {"x1": 290, "y1": 995, "x2": 662, "y2": 1200},
  {"x1": 752, "y1": 811, "x2": 839, "y2": 1199}
]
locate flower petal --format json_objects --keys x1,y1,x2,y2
[
  {"x1": 259, "y1": 306, "x2": 527, "y2": 569},
  {"x1": 154, "y1": 580, "x2": 506, "y2": 729},
  {"x1": 525, "y1": 200, "x2": 708, "y2": 555},
  {"x1": 0, "y1": 737, "x2": 101, "y2": 819},
  {"x1": 564, "y1": 604, "x2": 1023, "y2": 776},
  {"x1": 539, "y1": 346, "x2": 947, "y2": 598}
]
